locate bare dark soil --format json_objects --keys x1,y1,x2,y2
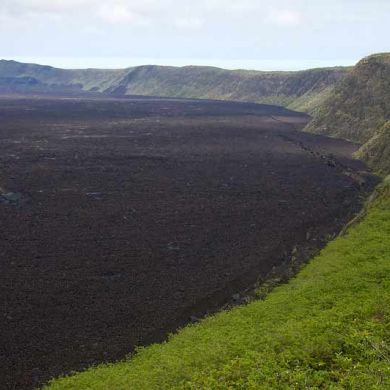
[{"x1": 0, "y1": 96, "x2": 377, "y2": 389}]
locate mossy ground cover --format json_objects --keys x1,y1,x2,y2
[{"x1": 44, "y1": 181, "x2": 390, "y2": 390}]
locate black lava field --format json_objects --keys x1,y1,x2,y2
[{"x1": 0, "y1": 95, "x2": 377, "y2": 389}]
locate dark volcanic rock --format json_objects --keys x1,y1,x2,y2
[{"x1": 0, "y1": 95, "x2": 377, "y2": 390}]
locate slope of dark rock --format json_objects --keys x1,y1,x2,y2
[{"x1": 0, "y1": 95, "x2": 377, "y2": 389}]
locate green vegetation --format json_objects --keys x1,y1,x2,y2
[
  {"x1": 104, "y1": 66, "x2": 349, "y2": 115},
  {"x1": 0, "y1": 60, "x2": 126, "y2": 93},
  {"x1": 0, "y1": 60, "x2": 349, "y2": 114},
  {"x1": 306, "y1": 53, "x2": 390, "y2": 174},
  {"x1": 358, "y1": 121, "x2": 390, "y2": 176},
  {"x1": 44, "y1": 178, "x2": 390, "y2": 390}
]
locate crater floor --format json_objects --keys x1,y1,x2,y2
[{"x1": 0, "y1": 95, "x2": 377, "y2": 389}]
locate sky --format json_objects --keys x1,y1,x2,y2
[{"x1": 0, "y1": 0, "x2": 389, "y2": 70}]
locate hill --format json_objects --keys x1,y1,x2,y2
[
  {"x1": 44, "y1": 177, "x2": 390, "y2": 390},
  {"x1": 0, "y1": 60, "x2": 349, "y2": 113},
  {"x1": 357, "y1": 121, "x2": 390, "y2": 175},
  {"x1": 103, "y1": 65, "x2": 348, "y2": 113},
  {"x1": 305, "y1": 53, "x2": 390, "y2": 174},
  {"x1": 0, "y1": 60, "x2": 125, "y2": 94}
]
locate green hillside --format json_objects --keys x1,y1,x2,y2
[
  {"x1": 0, "y1": 60, "x2": 126, "y2": 93},
  {"x1": 0, "y1": 60, "x2": 349, "y2": 114},
  {"x1": 357, "y1": 121, "x2": 390, "y2": 176},
  {"x1": 104, "y1": 65, "x2": 348, "y2": 113},
  {"x1": 305, "y1": 53, "x2": 390, "y2": 174},
  {"x1": 44, "y1": 177, "x2": 390, "y2": 390}
]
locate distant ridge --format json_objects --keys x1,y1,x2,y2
[
  {"x1": 2, "y1": 54, "x2": 389, "y2": 173},
  {"x1": 0, "y1": 59, "x2": 350, "y2": 114}
]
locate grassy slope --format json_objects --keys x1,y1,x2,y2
[
  {"x1": 0, "y1": 60, "x2": 349, "y2": 114},
  {"x1": 306, "y1": 53, "x2": 390, "y2": 143},
  {"x1": 358, "y1": 121, "x2": 390, "y2": 176},
  {"x1": 305, "y1": 53, "x2": 390, "y2": 173},
  {"x1": 45, "y1": 178, "x2": 390, "y2": 390}
]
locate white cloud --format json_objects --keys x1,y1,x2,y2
[
  {"x1": 174, "y1": 17, "x2": 203, "y2": 29},
  {"x1": 0, "y1": 0, "x2": 95, "y2": 15},
  {"x1": 267, "y1": 9, "x2": 303, "y2": 27},
  {"x1": 0, "y1": 0, "x2": 389, "y2": 66},
  {"x1": 97, "y1": 3, "x2": 149, "y2": 25},
  {"x1": 0, "y1": 0, "x2": 206, "y2": 29}
]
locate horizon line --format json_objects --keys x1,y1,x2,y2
[{"x1": 0, "y1": 56, "x2": 360, "y2": 72}]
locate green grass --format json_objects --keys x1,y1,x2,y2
[
  {"x1": 44, "y1": 179, "x2": 390, "y2": 390},
  {"x1": 357, "y1": 121, "x2": 390, "y2": 176}
]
